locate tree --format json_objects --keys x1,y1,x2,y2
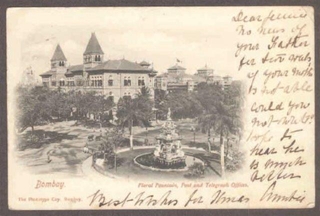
[
  {"x1": 154, "y1": 89, "x2": 169, "y2": 120},
  {"x1": 155, "y1": 90, "x2": 202, "y2": 120},
  {"x1": 137, "y1": 86, "x2": 152, "y2": 98},
  {"x1": 67, "y1": 90, "x2": 95, "y2": 121},
  {"x1": 116, "y1": 87, "x2": 153, "y2": 150},
  {"x1": 15, "y1": 86, "x2": 52, "y2": 134},
  {"x1": 167, "y1": 91, "x2": 202, "y2": 119},
  {"x1": 224, "y1": 81, "x2": 245, "y2": 142},
  {"x1": 102, "y1": 127, "x2": 125, "y2": 171},
  {"x1": 196, "y1": 82, "x2": 244, "y2": 177},
  {"x1": 48, "y1": 90, "x2": 71, "y2": 121},
  {"x1": 91, "y1": 95, "x2": 114, "y2": 121},
  {"x1": 196, "y1": 83, "x2": 225, "y2": 153}
]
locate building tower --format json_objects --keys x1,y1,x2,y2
[
  {"x1": 51, "y1": 44, "x2": 67, "y2": 69},
  {"x1": 83, "y1": 32, "x2": 104, "y2": 69},
  {"x1": 140, "y1": 61, "x2": 150, "y2": 69},
  {"x1": 196, "y1": 64, "x2": 214, "y2": 77}
]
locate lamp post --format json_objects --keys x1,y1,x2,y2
[
  {"x1": 190, "y1": 126, "x2": 195, "y2": 144},
  {"x1": 145, "y1": 126, "x2": 149, "y2": 145}
]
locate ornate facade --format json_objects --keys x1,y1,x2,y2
[
  {"x1": 155, "y1": 63, "x2": 233, "y2": 93},
  {"x1": 40, "y1": 33, "x2": 157, "y2": 103}
]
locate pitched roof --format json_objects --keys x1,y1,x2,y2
[
  {"x1": 168, "y1": 64, "x2": 186, "y2": 70},
  {"x1": 88, "y1": 59, "x2": 151, "y2": 72},
  {"x1": 69, "y1": 64, "x2": 84, "y2": 72},
  {"x1": 84, "y1": 33, "x2": 104, "y2": 55},
  {"x1": 140, "y1": 61, "x2": 150, "y2": 66},
  {"x1": 40, "y1": 70, "x2": 55, "y2": 77},
  {"x1": 51, "y1": 44, "x2": 67, "y2": 61},
  {"x1": 65, "y1": 70, "x2": 73, "y2": 76}
]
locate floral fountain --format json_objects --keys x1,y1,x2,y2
[
  {"x1": 153, "y1": 108, "x2": 186, "y2": 168},
  {"x1": 134, "y1": 108, "x2": 204, "y2": 171}
]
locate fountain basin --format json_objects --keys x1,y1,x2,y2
[{"x1": 134, "y1": 152, "x2": 205, "y2": 172}]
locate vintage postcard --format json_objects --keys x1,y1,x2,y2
[{"x1": 7, "y1": 7, "x2": 315, "y2": 209}]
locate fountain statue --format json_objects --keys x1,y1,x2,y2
[{"x1": 153, "y1": 108, "x2": 186, "y2": 168}]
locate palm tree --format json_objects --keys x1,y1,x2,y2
[
  {"x1": 213, "y1": 102, "x2": 235, "y2": 177},
  {"x1": 154, "y1": 89, "x2": 169, "y2": 120},
  {"x1": 137, "y1": 86, "x2": 152, "y2": 98},
  {"x1": 196, "y1": 83, "x2": 225, "y2": 153},
  {"x1": 197, "y1": 112, "x2": 215, "y2": 152},
  {"x1": 117, "y1": 87, "x2": 153, "y2": 150},
  {"x1": 196, "y1": 83, "x2": 243, "y2": 177}
]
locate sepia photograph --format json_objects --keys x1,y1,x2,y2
[{"x1": 6, "y1": 6, "x2": 315, "y2": 210}]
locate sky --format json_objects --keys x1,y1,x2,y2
[{"x1": 7, "y1": 7, "x2": 275, "y2": 82}]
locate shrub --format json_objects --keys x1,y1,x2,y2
[
  {"x1": 226, "y1": 147, "x2": 244, "y2": 173},
  {"x1": 185, "y1": 162, "x2": 205, "y2": 178}
]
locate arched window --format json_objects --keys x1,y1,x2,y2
[
  {"x1": 124, "y1": 76, "x2": 128, "y2": 86},
  {"x1": 91, "y1": 75, "x2": 103, "y2": 87},
  {"x1": 59, "y1": 78, "x2": 65, "y2": 86},
  {"x1": 94, "y1": 76, "x2": 98, "y2": 87},
  {"x1": 90, "y1": 76, "x2": 94, "y2": 86},
  {"x1": 108, "y1": 75, "x2": 113, "y2": 86},
  {"x1": 95, "y1": 55, "x2": 98, "y2": 61},
  {"x1": 127, "y1": 76, "x2": 131, "y2": 86},
  {"x1": 98, "y1": 75, "x2": 103, "y2": 87},
  {"x1": 138, "y1": 77, "x2": 142, "y2": 86},
  {"x1": 141, "y1": 77, "x2": 145, "y2": 86}
]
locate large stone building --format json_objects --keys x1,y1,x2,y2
[
  {"x1": 155, "y1": 63, "x2": 198, "y2": 93},
  {"x1": 196, "y1": 64, "x2": 214, "y2": 78},
  {"x1": 195, "y1": 64, "x2": 233, "y2": 90},
  {"x1": 155, "y1": 63, "x2": 233, "y2": 93},
  {"x1": 40, "y1": 33, "x2": 157, "y2": 103}
]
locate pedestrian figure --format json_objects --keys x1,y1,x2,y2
[{"x1": 47, "y1": 151, "x2": 52, "y2": 163}]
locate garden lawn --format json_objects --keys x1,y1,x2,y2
[
  {"x1": 15, "y1": 119, "x2": 222, "y2": 178},
  {"x1": 15, "y1": 120, "x2": 103, "y2": 177}
]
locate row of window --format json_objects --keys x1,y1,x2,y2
[
  {"x1": 52, "y1": 81, "x2": 75, "y2": 86},
  {"x1": 49, "y1": 77, "x2": 150, "y2": 87},
  {"x1": 89, "y1": 76, "x2": 147, "y2": 87},
  {"x1": 51, "y1": 61, "x2": 65, "y2": 68},
  {"x1": 84, "y1": 55, "x2": 102, "y2": 63},
  {"x1": 49, "y1": 80, "x2": 148, "y2": 87}
]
